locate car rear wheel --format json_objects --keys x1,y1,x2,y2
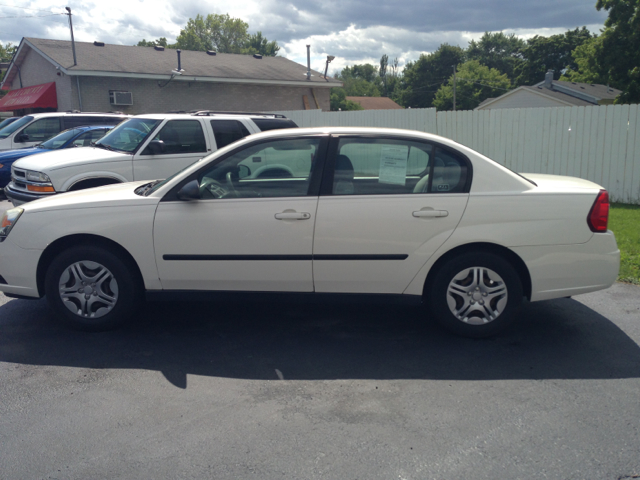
[
  {"x1": 428, "y1": 252, "x2": 523, "y2": 338},
  {"x1": 45, "y1": 245, "x2": 140, "y2": 331}
]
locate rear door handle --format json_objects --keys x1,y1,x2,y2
[
  {"x1": 412, "y1": 209, "x2": 449, "y2": 218},
  {"x1": 275, "y1": 212, "x2": 311, "y2": 220}
]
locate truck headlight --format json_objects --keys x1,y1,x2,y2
[
  {"x1": 26, "y1": 171, "x2": 52, "y2": 183},
  {"x1": 0, "y1": 207, "x2": 24, "y2": 241}
]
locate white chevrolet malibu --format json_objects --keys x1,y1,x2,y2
[{"x1": 0, "y1": 128, "x2": 619, "y2": 337}]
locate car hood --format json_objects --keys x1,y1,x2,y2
[
  {"x1": 12, "y1": 146, "x2": 130, "y2": 171},
  {"x1": 22, "y1": 180, "x2": 159, "y2": 213},
  {"x1": 519, "y1": 173, "x2": 603, "y2": 192},
  {"x1": 0, "y1": 147, "x2": 44, "y2": 161}
]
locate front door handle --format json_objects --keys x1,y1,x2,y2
[
  {"x1": 275, "y1": 211, "x2": 311, "y2": 220},
  {"x1": 412, "y1": 209, "x2": 449, "y2": 218}
]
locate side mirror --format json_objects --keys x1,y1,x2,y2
[
  {"x1": 146, "y1": 140, "x2": 166, "y2": 155},
  {"x1": 16, "y1": 133, "x2": 29, "y2": 142},
  {"x1": 176, "y1": 179, "x2": 201, "y2": 201}
]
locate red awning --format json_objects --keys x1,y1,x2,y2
[{"x1": 0, "y1": 82, "x2": 58, "y2": 112}]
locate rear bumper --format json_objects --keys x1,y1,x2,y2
[
  {"x1": 512, "y1": 231, "x2": 620, "y2": 302},
  {"x1": 4, "y1": 183, "x2": 56, "y2": 207}
]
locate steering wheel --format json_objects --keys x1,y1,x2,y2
[
  {"x1": 200, "y1": 178, "x2": 228, "y2": 199},
  {"x1": 226, "y1": 171, "x2": 239, "y2": 196}
]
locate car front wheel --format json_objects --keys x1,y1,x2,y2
[
  {"x1": 428, "y1": 252, "x2": 523, "y2": 338},
  {"x1": 45, "y1": 245, "x2": 140, "y2": 331}
]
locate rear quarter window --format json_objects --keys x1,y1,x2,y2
[{"x1": 252, "y1": 118, "x2": 298, "y2": 132}]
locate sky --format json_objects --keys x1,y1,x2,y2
[{"x1": 0, "y1": 0, "x2": 608, "y2": 75}]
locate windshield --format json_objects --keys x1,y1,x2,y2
[
  {"x1": 95, "y1": 118, "x2": 161, "y2": 153},
  {"x1": 0, "y1": 116, "x2": 33, "y2": 139},
  {"x1": 0, "y1": 117, "x2": 18, "y2": 131},
  {"x1": 39, "y1": 128, "x2": 84, "y2": 150}
]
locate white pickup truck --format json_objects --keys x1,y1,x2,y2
[{"x1": 5, "y1": 111, "x2": 297, "y2": 206}]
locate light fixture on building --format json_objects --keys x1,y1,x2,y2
[{"x1": 324, "y1": 55, "x2": 335, "y2": 81}]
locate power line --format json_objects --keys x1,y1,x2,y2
[
  {"x1": 0, "y1": 13, "x2": 65, "y2": 18},
  {"x1": 0, "y1": 3, "x2": 64, "y2": 13}
]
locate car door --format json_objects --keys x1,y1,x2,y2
[
  {"x1": 133, "y1": 119, "x2": 210, "y2": 181},
  {"x1": 12, "y1": 117, "x2": 62, "y2": 149},
  {"x1": 313, "y1": 135, "x2": 471, "y2": 294},
  {"x1": 153, "y1": 135, "x2": 327, "y2": 292}
]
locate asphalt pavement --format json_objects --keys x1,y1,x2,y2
[{"x1": 0, "y1": 198, "x2": 639, "y2": 479}]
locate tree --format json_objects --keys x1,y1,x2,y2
[
  {"x1": 591, "y1": 0, "x2": 640, "y2": 103},
  {"x1": 466, "y1": 32, "x2": 525, "y2": 80},
  {"x1": 175, "y1": 13, "x2": 250, "y2": 54},
  {"x1": 561, "y1": 36, "x2": 609, "y2": 84},
  {"x1": 330, "y1": 89, "x2": 364, "y2": 111},
  {"x1": 242, "y1": 32, "x2": 279, "y2": 56},
  {"x1": 515, "y1": 27, "x2": 594, "y2": 85},
  {"x1": 432, "y1": 60, "x2": 511, "y2": 111},
  {"x1": 334, "y1": 64, "x2": 382, "y2": 97},
  {"x1": 399, "y1": 44, "x2": 466, "y2": 108},
  {"x1": 137, "y1": 38, "x2": 171, "y2": 48},
  {"x1": 379, "y1": 54, "x2": 401, "y2": 99},
  {"x1": 142, "y1": 14, "x2": 280, "y2": 57},
  {"x1": 0, "y1": 42, "x2": 17, "y2": 84}
]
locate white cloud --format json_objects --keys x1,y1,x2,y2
[{"x1": 0, "y1": 0, "x2": 606, "y2": 73}]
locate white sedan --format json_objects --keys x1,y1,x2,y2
[{"x1": 0, "y1": 127, "x2": 620, "y2": 337}]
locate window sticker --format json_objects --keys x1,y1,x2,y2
[{"x1": 379, "y1": 144, "x2": 409, "y2": 185}]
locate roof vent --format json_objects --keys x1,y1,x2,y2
[
  {"x1": 207, "y1": 50, "x2": 217, "y2": 56},
  {"x1": 253, "y1": 54, "x2": 262, "y2": 59},
  {"x1": 154, "y1": 46, "x2": 165, "y2": 51},
  {"x1": 94, "y1": 41, "x2": 105, "y2": 47},
  {"x1": 580, "y1": 86, "x2": 585, "y2": 89}
]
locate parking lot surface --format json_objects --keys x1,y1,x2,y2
[{"x1": 1, "y1": 198, "x2": 639, "y2": 479}]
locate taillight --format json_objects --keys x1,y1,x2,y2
[{"x1": 587, "y1": 189, "x2": 609, "y2": 232}]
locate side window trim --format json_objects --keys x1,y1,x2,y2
[
  {"x1": 19, "y1": 117, "x2": 62, "y2": 141},
  {"x1": 139, "y1": 119, "x2": 208, "y2": 156},
  {"x1": 320, "y1": 134, "x2": 473, "y2": 195},
  {"x1": 160, "y1": 134, "x2": 329, "y2": 202}
]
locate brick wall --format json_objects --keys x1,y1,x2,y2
[
  {"x1": 9, "y1": 47, "x2": 331, "y2": 114},
  {"x1": 78, "y1": 77, "x2": 330, "y2": 114},
  {"x1": 9, "y1": 49, "x2": 76, "y2": 111}
]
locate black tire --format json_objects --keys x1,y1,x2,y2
[
  {"x1": 428, "y1": 251, "x2": 523, "y2": 338},
  {"x1": 45, "y1": 245, "x2": 141, "y2": 331}
]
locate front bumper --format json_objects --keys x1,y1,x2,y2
[
  {"x1": 4, "y1": 183, "x2": 56, "y2": 207},
  {"x1": 0, "y1": 236, "x2": 42, "y2": 298}
]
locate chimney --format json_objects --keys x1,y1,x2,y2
[
  {"x1": 544, "y1": 70, "x2": 554, "y2": 89},
  {"x1": 306, "y1": 45, "x2": 311, "y2": 81}
]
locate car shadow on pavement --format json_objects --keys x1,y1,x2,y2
[{"x1": 1, "y1": 294, "x2": 639, "y2": 388}]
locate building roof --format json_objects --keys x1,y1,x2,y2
[
  {"x1": 476, "y1": 77, "x2": 622, "y2": 110},
  {"x1": 346, "y1": 96, "x2": 403, "y2": 110},
  {"x1": 532, "y1": 79, "x2": 621, "y2": 101},
  {"x1": 1, "y1": 38, "x2": 342, "y2": 89},
  {"x1": 522, "y1": 86, "x2": 593, "y2": 106}
]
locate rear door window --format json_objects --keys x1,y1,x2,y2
[
  {"x1": 329, "y1": 137, "x2": 469, "y2": 195},
  {"x1": 210, "y1": 120, "x2": 251, "y2": 149}
]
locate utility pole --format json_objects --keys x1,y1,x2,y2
[
  {"x1": 65, "y1": 7, "x2": 77, "y2": 66},
  {"x1": 453, "y1": 65, "x2": 456, "y2": 111}
]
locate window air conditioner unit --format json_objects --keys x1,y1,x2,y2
[{"x1": 109, "y1": 91, "x2": 133, "y2": 105}]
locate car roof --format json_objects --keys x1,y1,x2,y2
[
  {"x1": 22, "y1": 112, "x2": 129, "y2": 119},
  {"x1": 241, "y1": 126, "x2": 471, "y2": 149},
  {"x1": 131, "y1": 112, "x2": 291, "y2": 120}
]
